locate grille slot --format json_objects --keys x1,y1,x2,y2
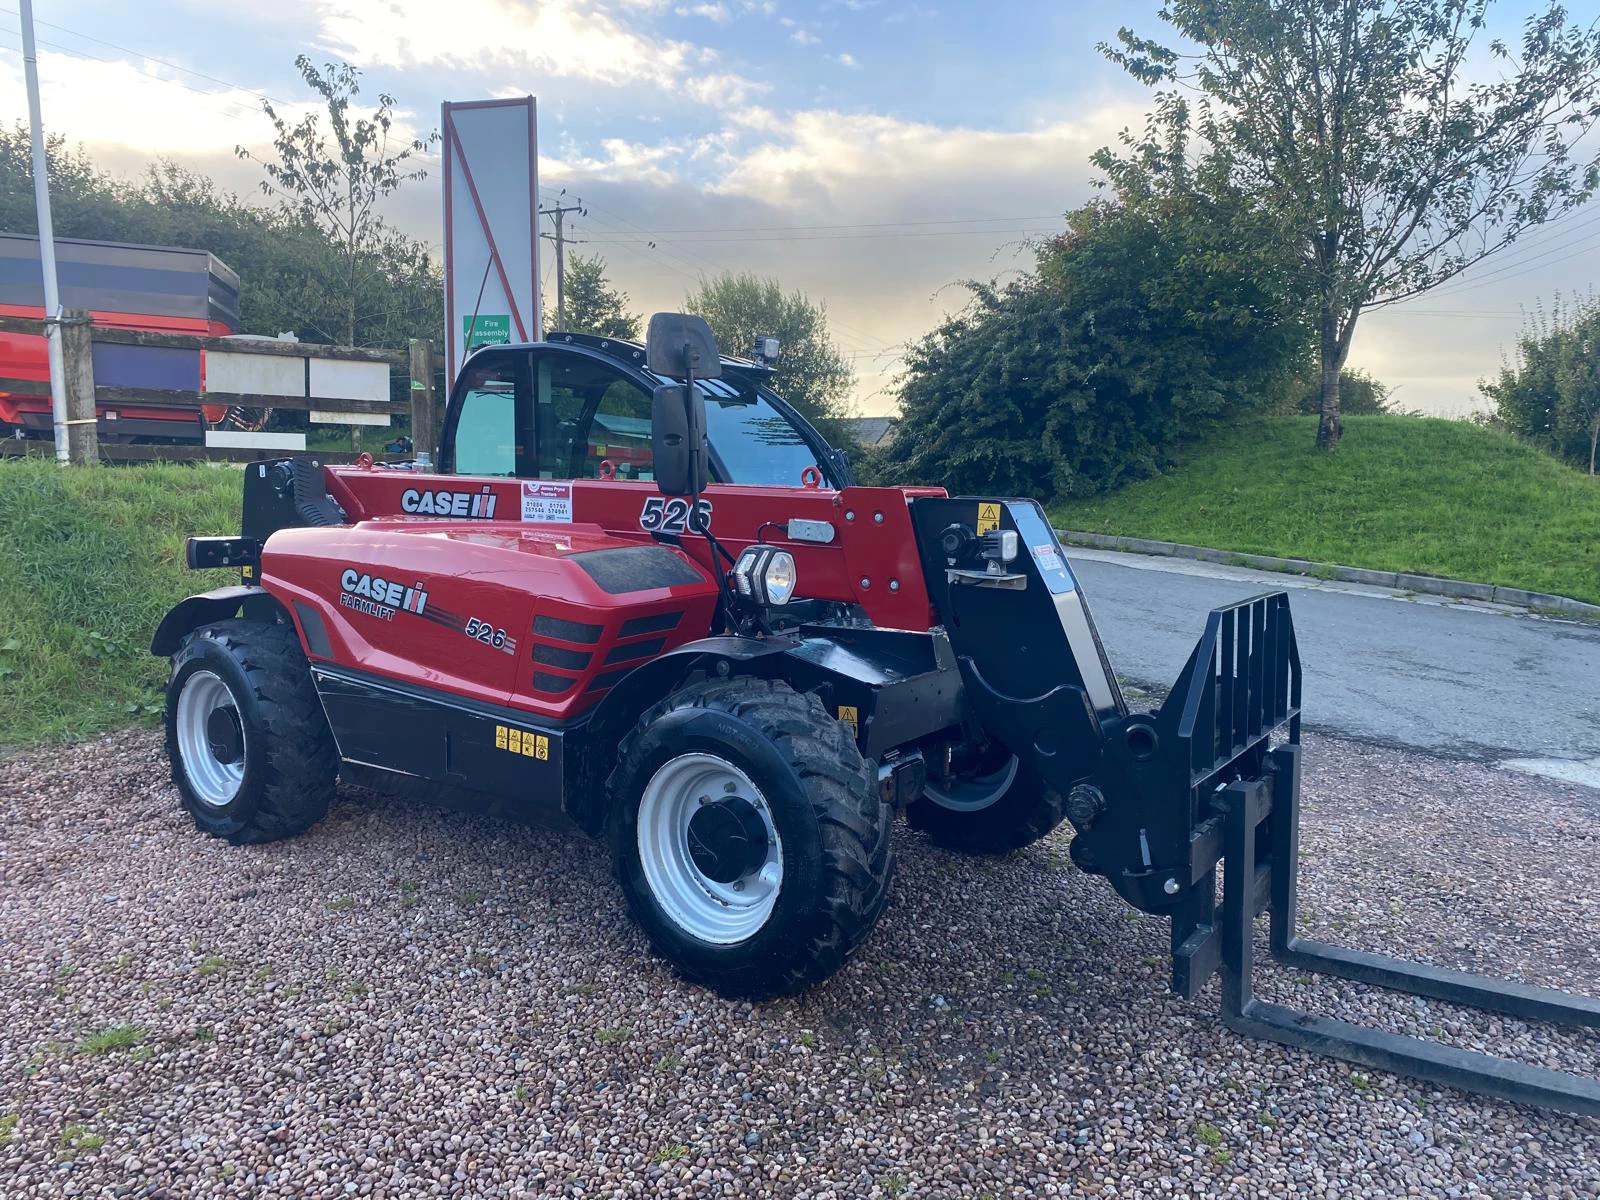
[
  {"x1": 533, "y1": 643, "x2": 592, "y2": 671},
  {"x1": 604, "y1": 637, "x2": 666, "y2": 666},
  {"x1": 533, "y1": 614, "x2": 603, "y2": 644},
  {"x1": 618, "y1": 611, "x2": 683, "y2": 638},
  {"x1": 532, "y1": 673, "x2": 576, "y2": 695},
  {"x1": 585, "y1": 667, "x2": 633, "y2": 694}
]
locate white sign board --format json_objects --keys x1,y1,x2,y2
[{"x1": 442, "y1": 97, "x2": 540, "y2": 383}]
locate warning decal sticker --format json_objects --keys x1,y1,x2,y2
[
  {"x1": 521, "y1": 481, "x2": 573, "y2": 523},
  {"x1": 976, "y1": 501, "x2": 1001, "y2": 535}
]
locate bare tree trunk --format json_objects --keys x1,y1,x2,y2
[
  {"x1": 1589, "y1": 412, "x2": 1598, "y2": 475},
  {"x1": 1316, "y1": 306, "x2": 1345, "y2": 451}
]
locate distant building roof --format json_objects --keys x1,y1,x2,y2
[{"x1": 842, "y1": 416, "x2": 899, "y2": 448}]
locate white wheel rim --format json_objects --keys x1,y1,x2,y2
[
  {"x1": 175, "y1": 669, "x2": 246, "y2": 808},
  {"x1": 637, "y1": 753, "x2": 783, "y2": 945},
  {"x1": 924, "y1": 754, "x2": 1019, "y2": 813}
]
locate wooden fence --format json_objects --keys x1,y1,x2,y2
[{"x1": 0, "y1": 312, "x2": 441, "y2": 466}]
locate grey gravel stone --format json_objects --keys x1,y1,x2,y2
[{"x1": 0, "y1": 727, "x2": 1595, "y2": 1198}]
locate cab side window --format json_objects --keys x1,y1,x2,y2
[
  {"x1": 533, "y1": 354, "x2": 654, "y2": 481},
  {"x1": 447, "y1": 353, "x2": 526, "y2": 476}
]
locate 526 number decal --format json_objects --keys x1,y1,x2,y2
[
  {"x1": 639, "y1": 497, "x2": 713, "y2": 534},
  {"x1": 465, "y1": 616, "x2": 510, "y2": 651}
]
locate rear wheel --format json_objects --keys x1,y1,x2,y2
[
  {"x1": 907, "y1": 738, "x2": 1069, "y2": 854},
  {"x1": 608, "y1": 677, "x2": 892, "y2": 998},
  {"x1": 164, "y1": 620, "x2": 338, "y2": 844}
]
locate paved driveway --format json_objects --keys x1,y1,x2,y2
[{"x1": 1069, "y1": 549, "x2": 1600, "y2": 774}]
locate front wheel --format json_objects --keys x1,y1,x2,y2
[
  {"x1": 165, "y1": 620, "x2": 338, "y2": 845},
  {"x1": 907, "y1": 739, "x2": 1069, "y2": 854},
  {"x1": 608, "y1": 677, "x2": 892, "y2": 998}
]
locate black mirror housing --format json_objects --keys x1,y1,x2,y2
[
  {"x1": 646, "y1": 313, "x2": 722, "y2": 380},
  {"x1": 651, "y1": 383, "x2": 708, "y2": 497}
]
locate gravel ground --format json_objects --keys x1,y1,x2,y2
[{"x1": 0, "y1": 729, "x2": 1596, "y2": 1199}]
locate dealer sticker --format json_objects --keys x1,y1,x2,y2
[{"x1": 521, "y1": 481, "x2": 573, "y2": 523}]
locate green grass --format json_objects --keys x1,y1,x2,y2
[
  {"x1": 1053, "y1": 416, "x2": 1600, "y2": 605},
  {"x1": 75, "y1": 1024, "x2": 145, "y2": 1055},
  {"x1": 0, "y1": 459, "x2": 239, "y2": 749}
]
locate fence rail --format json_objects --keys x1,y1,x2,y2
[{"x1": 0, "y1": 311, "x2": 436, "y2": 465}]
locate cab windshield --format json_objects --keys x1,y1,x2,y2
[{"x1": 647, "y1": 372, "x2": 824, "y2": 488}]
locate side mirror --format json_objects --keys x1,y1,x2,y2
[
  {"x1": 646, "y1": 312, "x2": 721, "y2": 380},
  {"x1": 651, "y1": 383, "x2": 708, "y2": 497}
]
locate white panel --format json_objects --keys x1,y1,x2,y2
[
  {"x1": 205, "y1": 430, "x2": 306, "y2": 451},
  {"x1": 205, "y1": 350, "x2": 303, "y2": 397},
  {"x1": 443, "y1": 97, "x2": 539, "y2": 382},
  {"x1": 310, "y1": 410, "x2": 391, "y2": 427},
  {"x1": 308, "y1": 358, "x2": 390, "y2": 403}
]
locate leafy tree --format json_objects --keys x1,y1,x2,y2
[
  {"x1": 238, "y1": 57, "x2": 437, "y2": 344},
  {"x1": 891, "y1": 195, "x2": 1307, "y2": 499},
  {"x1": 1482, "y1": 295, "x2": 1600, "y2": 472},
  {"x1": 1102, "y1": 0, "x2": 1600, "y2": 450},
  {"x1": 549, "y1": 253, "x2": 639, "y2": 339},
  {"x1": 1, "y1": 123, "x2": 441, "y2": 352},
  {"x1": 684, "y1": 272, "x2": 854, "y2": 438},
  {"x1": 1285, "y1": 367, "x2": 1394, "y2": 416}
]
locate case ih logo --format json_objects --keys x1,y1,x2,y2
[
  {"x1": 401, "y1": 486, "x2": 498, "y2": 519},
  {"x1": 339, "y1": 568, "x2": 429, "y2": 621}
]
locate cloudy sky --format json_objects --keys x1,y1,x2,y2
[{"x1": 2, "y1": 0, "x2": 1595, "y2": 416}]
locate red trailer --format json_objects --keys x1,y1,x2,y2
[{"x1": 0, "y1": 233, "x2": 241, "y2": 441}]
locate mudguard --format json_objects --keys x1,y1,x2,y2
[{"x1": 150, "y1": 585, "x2": 282, "y2": 656}]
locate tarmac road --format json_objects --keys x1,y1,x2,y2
[{"x1": 1068, "y1": 548, "x2": 1600, "y2": 777}]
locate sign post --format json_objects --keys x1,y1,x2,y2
[{"x1": 441, "y1": 97, "x2": 540, "y2": 384}]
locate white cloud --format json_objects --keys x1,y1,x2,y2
[
  {"x1": 789, "y1": 28, "x2": 820, "y2": 45},
  {"x1": 310, "y1": 0, "x2": 764, "y2": 107},
  {"x1": 676, "y1": 2, "x2": 731, "y2": 20},
  {"x1": 0, "y1": 50, "x2": 322, "y2": 155},
  {"x1": 831, "y1": 52, "x2": 860, "y2": 68}
]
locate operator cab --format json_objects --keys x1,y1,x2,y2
[{"x1": 437, "y1": 333, "x2": 851, "y2": 489}]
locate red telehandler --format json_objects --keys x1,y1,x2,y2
[{"x1": 153, "y1": 314, "x2": 1599, "y2": 1114}]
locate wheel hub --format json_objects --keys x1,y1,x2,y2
[
  {"x1": 686, "y1": 799, "x2": 770, "y2": 884},
  {"x1": 205, "y1": 705, "x2": 244, "y2": 764},
  {"x1": 636, "y1": 753, "x2": 785, "y2": 945}
]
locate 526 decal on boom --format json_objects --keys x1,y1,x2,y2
[{"x1": 639, "y1": 497, "x2": 713, "y2": 535}]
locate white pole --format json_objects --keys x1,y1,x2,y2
[{"x1": 19, "y1": 0, "x2": 70, "y2": 465}]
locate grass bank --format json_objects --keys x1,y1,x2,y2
[
  {"x1": 1052, "y1": 415, "x2": 1600, "y2": 606},
  {"x1": 0, "y1": 459, "x2": 238, "y2": 749}
]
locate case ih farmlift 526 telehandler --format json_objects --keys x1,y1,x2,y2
[{"x1": 153, "y1": 315, "x2": 1599, "y2": 1115}]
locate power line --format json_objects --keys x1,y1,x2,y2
[
  {"x1": 614, "y1": 214, "x2": 1061, "y2": 235},
  {"x1": 583, "y1": 227, "x2": 1061, "y2": 244},
  {"x1": 0, "y1": 5, "x2": 287, "y2": 106}
]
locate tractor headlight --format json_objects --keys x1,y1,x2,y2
[{"x1": 731, "y1": 546, "x2": 798, "y2": 606}]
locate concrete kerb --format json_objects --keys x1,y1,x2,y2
[{"x1": 1055, "y1": 529, "x2": 1600, "y2": 619}]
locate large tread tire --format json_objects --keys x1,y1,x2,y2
[
  {"x1": 907, "y1": 757, "x2": 1069, "y2": 855},
  {"x1": 164, "y1": 619, "x2": 338, "y2": 845},
  {"x1": 607, "y1": 677, "x2": 892, "y2": 999}
]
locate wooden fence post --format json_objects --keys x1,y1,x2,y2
[
  {"x1": 409, "y1": 338, "x2": 437, "y2": 465},
  {"x1": 59, "y1": 307, "x2": 98, "y2": 465}
]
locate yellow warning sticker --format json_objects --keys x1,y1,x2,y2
[
  {"x1": 977, "y1": 501, "x2": 1001, "y2": 535},
  {"x1": 494, "y1": 725, "x2": 550, "y2": 760},
  {"x1": 837, "y1": 706, "x2": 859, "y2": 737},
  {"x1": 241, "y1": 564, "x2": 254, "y2": 579}
]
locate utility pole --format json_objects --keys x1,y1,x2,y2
[
  {"x1": 539, "y1": 196, "x2": 585, "y2": 333},
  {"x1": 19, "y1": 0, "x2": 70, "y2": 465}
]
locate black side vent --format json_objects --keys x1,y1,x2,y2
[
  {"x1": 586, "y1": 667, "x2": 634, "y2": 694},
  {"x1": 532, "y1": 673, "x2": 576, "y2": 695},
  {"x1": 533, "y1": 643, "x2": 592, "y2": 670},
  {"x1": 533, "y1": 614, "x2": 604, "y2": 644},
  {"x1": 604, "y1": 637, "x2": 665, "y2": 666},
  {"x1": 619, "y1": 611, "x2": 683, "y2": 638}
]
